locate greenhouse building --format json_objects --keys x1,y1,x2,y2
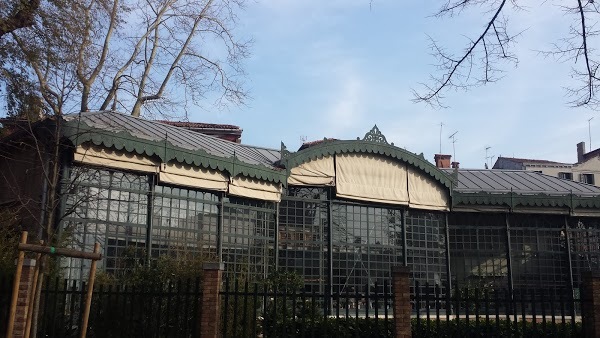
[{"x1": 2, "y1": 111, "x2": 600, "y2": 298}]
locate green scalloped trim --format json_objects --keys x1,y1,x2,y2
[
  {"x1": 282, "y1": 140, "x2": 453, "y2": 189},
  {"x1": 452, "y1": 192, "x2": 600, "y2": 210},
  {"x1": 62, "y1": 120, "x2": 287, "y2": 184}
]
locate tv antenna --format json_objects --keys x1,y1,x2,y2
[
  {"x1": 485, "y1": 146, "x2": 491, "y2": 168},
  {"x1": 588, "y1": 117, "x2": 594, "y2": 149},
  {"x1": 300, "y1": 135, "x2": 307, "y2": 143},
  {"x1": 448, "y1": 131, "x2": 458, "y2": 161},
  {"x1": 439, "y1": 122, "x2": 444, "y2": 153}
]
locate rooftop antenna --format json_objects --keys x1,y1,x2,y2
[
  {"x1": 300, "y1": 135, "x2": 307, "y2": 143},
  {"x1": 448, "y1": 131, "x2": 458, "y2": 161},
  {"x1": 439, "y1": 122, "x2": 444, "y2": 153},
  {"x1": 588, "y1": 117, "x2": 594, "y2": 149},
  {"x1": 485, "y1": 146, "x2": 491, "y2": 168}
]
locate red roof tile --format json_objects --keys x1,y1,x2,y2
[{"x1": 156, "y1": 120, "x2": 241, "y2": 130}]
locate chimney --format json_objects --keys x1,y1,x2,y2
[
  {"x1": 577, "y1": 142, "x2": 586, "y2": 163},
  {"x1": 451, "y1": 161, "x2": 460, "y2": 169},
  {"x1": 434, "y1": 154, "x2": 451, "y2": 169}
]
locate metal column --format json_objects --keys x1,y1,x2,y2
[
  {"x1": 274, "y1": 202, "x2": 280, "y2": 271},
  {"x1": 505, "y1": 213, "x2": 515, "y2": 302},
  {"x1": 444, "y1": 213, "x2": 452, "y2": 293},
  {"x1": 217, "y1": 193, "x2": 224, "y2": 263},
  {"x1": 564, "y1": 215, "x2": 577, "y2": 317},
  {"x1": 327, "y1": 188, "x2": 334, "y2": 315},
  {"x1": 145, "y1": 174, "x2": 155, "y2": 263},
  {"x1": 402, "y1": 209, "x2": 408, "y2": 266}
]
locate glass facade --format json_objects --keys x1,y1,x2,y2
[{"x1": 60, "y1": 165, "x2": 600, "y2": 296}]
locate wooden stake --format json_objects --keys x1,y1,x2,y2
[
  {"x1": 80, "y1": 243, "x2": 100, "y2": 338},
  {"x1": 24, "y1": 248, "x2": 42, "y2": 338},
  {"x1": 7, "y1": 231, "x2": 28, "y2": 338}
]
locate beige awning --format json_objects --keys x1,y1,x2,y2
[
  {"x1": 159, "y1": 162, "x2": 228, "y2": 191},
  {"x1": 288, "y1": 155, "x2": 335, "y2": 186},
  {"x1": 229, "y1": 176, "x2": 282, "y2": 202},
  {"x1": 335, "y1": 153, "x2": 409, "y2": 205},
  {"x1": 408, "y1": 166, "x2": 449, "y2": 211},
  {"x1": 74, "y1": 144, "x2": 159, "y2": 173}
]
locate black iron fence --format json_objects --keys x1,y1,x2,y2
[
  {"x1": 220, "y1": 279, "x2": 584, "y2": 338},
  {"x1": 413, "y1": 281, "x2": 582, "y2": 337},
  {"x1": 37, "y1": 277, "x2": 201, "y2": 338}
]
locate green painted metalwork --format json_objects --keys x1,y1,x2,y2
[
  {"x1": 281, "y1": 139, "x2": 453, "y2": 189},
  {"x1": 360, "y1": 124, "x2": 394, "y2": 146},
  {"x1": 451, "y1": 191, "x2": 600, "y2": 210},
  {"x1": 61, "y1": 118, "x2": 288, "y2": 184}
]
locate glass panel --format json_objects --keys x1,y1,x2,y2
[
  {"x1": 151, "y1": 185, "x2": 219, "y2": 261},
  {"x1": 331, "y1": 202, "x2": 403, "y2": 294},
  {"x1": 222, "y1": 197, "x2": 276, "y2": 282},
  {"x1": 406, "y1": 210, "x2": 446, "y2": 288}
]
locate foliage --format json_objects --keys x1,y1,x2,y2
[
  {"x1": 1, "y1": 0, "x2": 251, "y2": 118},
  {"x1": 264, "y1": 317, "x2": 394, "y2": 338},
  {"x1": 39, "y1": 248, "x2": 210, "y2": 337},
  {"x1": 411, "y1": 318, "x2": 583, "y2": 338},
  {"x1": 257, "y1": 317, "x2": 583, "y2": 338},
  {"x1": 95, "y1": 246, "x2": 209, "y2": 286},
  {"x1": 0, "y1": 208, "x2": 22, "y2": 275}
]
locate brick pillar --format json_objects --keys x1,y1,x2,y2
[
  {"x1": 12, "y1": 258, "x2": 36, "y2": 338},
  {"x1": 391, "y1": 265, "x2": 411, "y2": 338},
  {"x1": 583, "y1": 271, "x2": 600, "y2": 338},
  {"x1": 200, "y1": 262, "x2": 224, "y2": 338}
]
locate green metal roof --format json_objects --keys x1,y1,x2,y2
[{"x1": 61, "y1": 111, "x2": 287, "y2": 184}]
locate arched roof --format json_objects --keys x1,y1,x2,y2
[{"x1": 280, "y1": 126, "x2": 453, "y2": 190}]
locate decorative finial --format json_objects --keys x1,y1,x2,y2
[
  {"x1": 362, "y1": 125, "x2": 389, "y2": 145},
  {"x1": 280, "y1": 142, "x2": 291, "y2": 161}
]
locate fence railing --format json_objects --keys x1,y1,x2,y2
[
  {"x1": 220, "y1": 279, "x2": 584, "y2": 338},
  {"x1": 37, "y1": 277, "x2": 201, "y2": 338},
  {"x1": 413, "y1": 281, "x2": 582, "y2": 337},
  {"x1": 220, "y1": 279, "x2": 395, "y2": 338}
]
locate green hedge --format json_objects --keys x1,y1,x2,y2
[{"x1": 261, "y1": 317, "x2": 582, "y2": 338}]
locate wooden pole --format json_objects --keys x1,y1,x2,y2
[
  {"x1": 80, "y1": 243, "x2": 100, "y2": 338},
  {"x1": 7, "y1": 231, "x2": 28, "y2": 338},
  {"x1": 24, "y1": 251, "x2": 42, "y2": 338},
  {"x1": 17, "y1": 243, "x2": 102, "y2": 260}
]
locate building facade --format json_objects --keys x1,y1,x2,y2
[
  {"x1": 493, "y1": 142, "x2": 600, "y2": 185},
  {"x1": 2, "y1": 111, "x2": 600, "y2": 299}
]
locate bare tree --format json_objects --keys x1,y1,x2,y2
[
  {"x1": 2, "y1": 0, "x2": 250, "y2": 118},
  {"x1": 413, "y1": 0, "x2": 600, "y2": 109}
]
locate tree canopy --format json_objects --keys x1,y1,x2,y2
[{"x1": 0, "y1": 0, "x2": 250, "y2": 118}]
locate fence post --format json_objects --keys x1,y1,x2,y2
[
  {"x1": 583, "y1": 271, "x2": 600, "y2": 338},
  {"x1": 200, "y1": 262, "x2": 224, "y2": 338},
  {"x1": 391, "y1": 265, "x2": 411, "y2": 338},
  {"x1": 11, "y1": 258, "x2": 36, "y2": 338}
]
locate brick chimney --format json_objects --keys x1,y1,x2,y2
[
  {"x1": 577, "y1": 142, "x2": 586, "y2": 163},
  {"x1": 434, "y1": 154, "x2": 451, "y2": 169},
  {"x1": 451, "y1": 161, "x2": 460, "y2": 169}
]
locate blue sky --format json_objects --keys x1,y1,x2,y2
[{"x1": 189, "y1": 0, "x2": 598, "y2": 169}]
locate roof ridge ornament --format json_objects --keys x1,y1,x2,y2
[
  {"x1": 280, "y1": 142, "x2": 291, "y2": 161},
  {"x1": 359, "y1": 125, "x2": 394, "y2": 146}
]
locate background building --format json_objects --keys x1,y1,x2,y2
[{"x1": 493, "y1": 142, "x2": 600, "y2": 185}]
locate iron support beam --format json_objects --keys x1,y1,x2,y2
[
  {"x1": 505, "y1": 213, "x2": 515, "y2": 303},
  {"x1": 327, "y1": 188, "x2": 334, "y2": 315},
  {"x1": 402, "y1": 209, "x2": 408, "y2": 267},
  {"x1": 217, "y1": 193, "x2": 224, "y2": 263}
]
